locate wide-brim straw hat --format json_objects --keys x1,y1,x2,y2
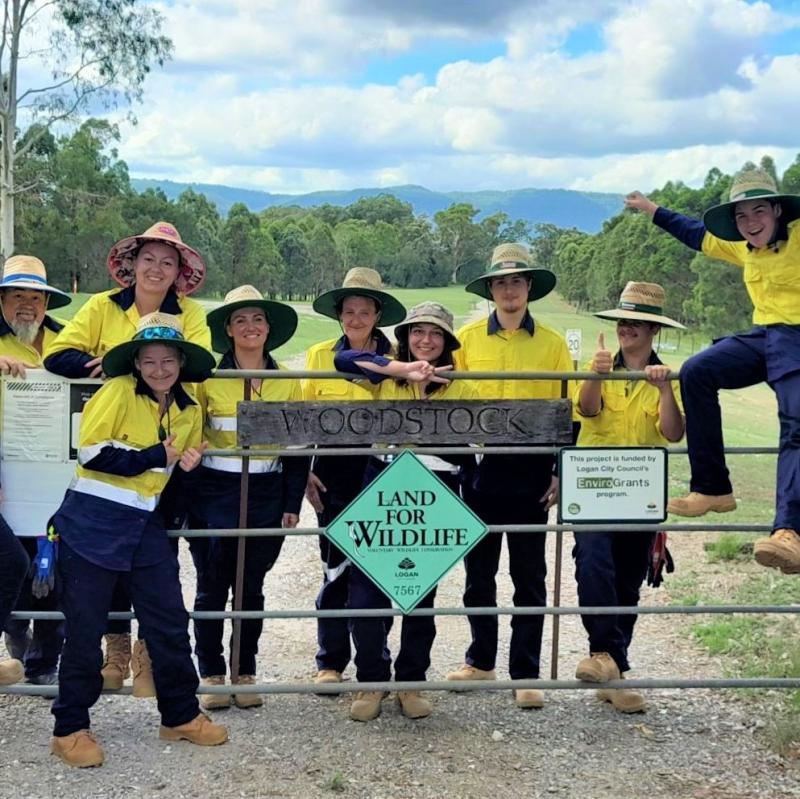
[
  {"x1": 465, "y1": 242, "x2": 556, "y2": 301},
  {"x1": 594, "y1": 281, "x2": 685, "y2": 329},
  {"x1": 107, "y1": 221, "x2": 206, "y2": 295},
  {"x1": 0, "y1": 255, "x2": 71, "y2": 309},
  {"x1": 312, "y1": 267, "x2": 406, "y2": 326},
  {"x1": 703, "y1": 167, "x2": 800, "y2": 241},
  {"x1": 394, "y1": 301, "x2": 460, "y2": 351},
  {"x1": 206, "y1": 284, "x2": 298, "y2": 354},
  {"x1": 102, "y1": 312, "x2": 215, "y2": 381}
]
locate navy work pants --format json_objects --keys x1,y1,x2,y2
[
  {"x1": 681, "y1": 326, "x2": 800, "y2": 530},
  {"x1": 4, "y1": 536, "x2": 64, "y2": 678},
  {"x1": 189, "y1": 469, "x2": 285, "y2": 677},
  {"x1": 461, "y1": 486, "x2": 548, "y2": 679},
  {"x1": 52, "y1": 542, "x2": 198, "y2": 736},
  {"x1": 0, "y1": 514, "x2": 28, "y2": 635},
  {"x1": 573, "y1": 530, "x2": 653, "y2": 673}
]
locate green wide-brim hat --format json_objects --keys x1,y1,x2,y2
[
  {"x1": 703, "y1": 167, "x2": 800, "y2": 241},
  {"x1": 102, "y1": 312, "x2": 216, "y2": 381},
  {"x1": 206, "y1": 285, "x2": 298, "y2": 353},
  {"x1": 465, "y1": 241, "x2": 557, "y2": 301},
  {"x1": 312, "y1": 266, "x2": 406, "y2": 326}
]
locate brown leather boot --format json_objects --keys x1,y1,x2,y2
[
  {"x1": 51, "y1": 730, "x2": 105, "y2": 768},
  {"x1": 397, "y1": 691, "x2": 432, "y2": 719},
  {"x1": 159, "y1": 713, "x2": 229, "y2": 745},
  {"x1": 232, "y1": 674, "x2": 263, "y2": 709},
  {"x1": 597, "y1": 675, "x2": 647, "y2": 714},
  {"x1": 199, "y1": 676, "x2": 231, "y2": 711},
  {"x1": 349, "y1": 691, "x2": 387, "y2": 722},
  {"x1": 101, "y1": 634, "x2": 131, "y2": 690},
  {"x1": 667, "y1": 492, "x2": 736, "y2": 517},
  {"x1": 575, "y1": 652, "x2": 621, "y2": 683},
  {"x1": 131, "y1": 639, "x2": 156, "y2": 698},
  {"x1": 754, "y1": 529, "x2": 800, "y2": 574},
  {"x1": 0, "y1": 658, "x2": 23, "y2": 686}
]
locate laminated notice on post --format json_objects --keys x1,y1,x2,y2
[
  {"x1": 558, "y1": 447, "x2": 667, "y2": 524},
  {"x1": 1, "y1": 372, "x2": 68, "y2": 462}
]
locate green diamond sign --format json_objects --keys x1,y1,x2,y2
[{"x1": 326, "y1": 450, "x2": 488, "y2": 612}]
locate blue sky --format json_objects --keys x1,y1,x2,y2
[{"x1": 97, "y1": 0, "x2": 800, "y2": 194}]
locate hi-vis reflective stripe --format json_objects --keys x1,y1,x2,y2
[
  {"x1": 78, "y1": 439, "x2": 135, "y2": 465},
  {"x1": 202, "y1": 455, "x2": 282, "y2": 474},
  {"x1": 207, "y1": 415, "x2": 237, "y2": 432},
  {"x1": 323, "y1": 559, "x2": 351, "y2": 583},
  {"x1": 69, "y1": 477, "x2": 158, "y2": 512}
]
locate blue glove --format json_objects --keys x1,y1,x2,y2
[{"x1": 31, "y1": 529, "x2": 59, "y2": 599}]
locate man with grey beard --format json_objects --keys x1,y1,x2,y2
[{"x1": 0, "y1": 255, "x2": 72, "y2": 687}]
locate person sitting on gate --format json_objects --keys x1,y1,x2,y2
[
  {"x1": 445, "y1": 243, "x2": 572, "y2": 711},
  {"x1": 43, "y1": 222, "x2": 212, "y2": 697},
  {"x1": 189, "y1": 286, "x2": 309, "y2": 711},
  {"x1": 0, "y1": 255, "x2": 72, "y2": 687},
  {"x1": 303, "y1": 267, "x2": 406, "y2": 688},
  {"x1": 334, "y1": 301, "x2": 478, "y2": 722},
  {"x1": 49, "y1": 313, "x2": 227, "y2": 769},
  {"x1": 626, "y1": 168, "x2": 800, "y2": 575},
  {"x1": 572, "y1": 282, "x2": 685, "y2": 714}
]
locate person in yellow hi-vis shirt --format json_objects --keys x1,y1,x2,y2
[
  {"x1": 49, "y1": 313, "x2": 227, "y2": 768},
  {"x1": 303, "y1": 268, "x2": 406, "y2": 686},
  {"x1": 43, "y1": 222, "x2": 212, "y2": 698},
  {"x1": 573, "y1": 282, "x2": 684, "y2": 714},
  {"x1": 445, "y1": 243, "x2": 572, "y2": 711},
  {"x1": 189, "y1": 285, "x2": 308, "y2": 710},
  {"x1": 626, "y1": 168, "x2": 800, "y2": 574}
]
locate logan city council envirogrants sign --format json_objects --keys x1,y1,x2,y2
[{"x1": 326, "y1": 451, "x2": 488, "y2": 612}]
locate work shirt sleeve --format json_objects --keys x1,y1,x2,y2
[
  {"x1": 43, "y1": 296, "x2": 105, "y2": 377},
  {"x1": 653, "y1": 207, "x2": 707, "y2": 251},
  {"x1": 333, "y1": 349, "x2": 392, "y2": 384},
  {"x1": 180, "y1": 298, "x2": 213, "y2": 351}
]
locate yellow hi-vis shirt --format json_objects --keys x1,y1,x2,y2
[
  {"x1": 574, "y1": 355, "x2": 684, "y2": 447},
  {"x1": 303, "y1": 337, "x2": 386, "y2": 403},
  {"x1": 196, "y1": 359, "x2": 303, "y2": 474},
  {"x1": 455, "y1": 314, "x2": 573, "y2": 399},
  {"x1": 701, "y1": 218, "x2": 800, "y2": 325},
  {"x1": 73, "y1": 375, "x2": 203, "y2": 512},
  {"x1": 44, "y1": 288, "x2": 211, "y2": 362},
  {"x1": 0, "y1": 317, "x2": 61, "y2": 365}
]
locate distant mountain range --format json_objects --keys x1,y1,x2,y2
[{"x1": 130, "y1": 178, "x2": 622, "y2": 233}]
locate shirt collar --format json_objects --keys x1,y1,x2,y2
[
  {"x1": 134, "y1": 376, "x2": 195, "y2": 409},
  {"x1": 613, "y1": 349, "x2": 662, "y2": 369},
  {"x1": 217, "y1": 349, "x2": 277, "y2": 370},
  {"x1": 109, "y1": 285, "x2": 182, "y2": 314},
  {"x1": 487, "y1": 309, "x2": 535, "y2": 336},
  {"x1": 0, "y1": 313, "x2": 63, "y2": 338},
  {"x1": 332, "y1": 329, "x2": 392, "y2": 355}
]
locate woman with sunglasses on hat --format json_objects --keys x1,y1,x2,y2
[
  {"x1": 189, "y1": 286, "x2": 308, "y2": 710},
  {"x1": 626, "y1": 168, "x2": 800, "y2": 574},
  {"x1": 43, "y1": 222, "x2": 213, "y2": 697},
  {"x1": 333, "y1": 301, "x2": 477, "y2": 722},
  {"x1": 572, "y1": 282, "x2": 684, "y2": 714},
  {"x1": 49, "y1": 313, "x2": 227, "y2": 768},
  {"x1": 303, "y1": 268, "x2": 406, "y2": 687}
]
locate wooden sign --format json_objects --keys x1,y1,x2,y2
[{"x1": 237, "y1": 399, "x2": 573, "y2": 446}]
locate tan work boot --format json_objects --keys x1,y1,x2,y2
[
  {"x1": 597, "y1": 675, "x2": 647, "y2": 714},
  {"x1": 667, "y1": 492, "x2": 736, "y2": 517},
  {"x1": 445, "y1": 664, "x2": 496, "y2": 682},
  {"x1": 159, "y1": 713, "x2": 229, "y2": 746},
  {"x1": 314, "y1": 669, "x2": 343, "y2": 684},
  {"x1": 232, "y1": 674, "x2": 263, "y2": 709},
  {"x1": 131, "y1": 639, "x2": 156, "y2": 698},
  {"x1": 575, "y1": 652, "x2": 621, "y2": 683},
  {"x1": 199, "y1": 676, "x2": 231, "y2": 710},
  {"x1": 397, "y1": 691, "x2": 432, "y2": 719},
  {"x1": 101, "y1": 633, "x2": 131, "y2": 690},
  {"x1": 753, "y1": 529, "x2": 800, "y2": 574},
  {"x1": 349, "y1": 691, "x2": 387, "y2": 722},
  {"x1": 514, "y1": 688, "x2": 545, "y2": 709},
  {"x1": 0, "y1": 658, "x2": 24, "y2": 686},
  {"x1": 51, "y1": 730, "x2": 105, "y2": 768}
]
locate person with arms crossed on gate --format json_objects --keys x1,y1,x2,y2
[
  {"x1": 626, "y1": 167, "x2": 800, "y2": 574},
  {"x1": 446, "y1": 243, "x2": 572, "y2": 710},
  {"x1": 189, "y1": 286, "x2": 309, "y2": 710},
  {"x1": 303, "y1": 268, "x2": 406, "y2": 687},
  {"x1": 334, "y1": 301, "x2": 477, "y2": 722},
  {"x1": 573, "y1": 282, "x2": 685, "y2": 713},
  {"x1": 43, "y1": 222, "x2": 212, "y2": 697},
  {"x1": 49, "y1": 313, "x2": 227, "y2": 768},
  {"x1": 0, "y1": 255, "x2": 71, "y2": 686}
]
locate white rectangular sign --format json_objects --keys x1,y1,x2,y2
[
  {"x1": 558, "y1": 446, "x2": 667, "y2": 524},
  {"x1": 565, "y1": 328, "x2": 582, "y2": 361}
]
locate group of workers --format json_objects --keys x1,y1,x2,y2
[{"x1": 0, "y1": 165, "x2": 796, "y2": 768}]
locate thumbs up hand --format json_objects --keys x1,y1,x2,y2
[{"x1": 590, "y1": 332, "x2": 613, "y2": 374}]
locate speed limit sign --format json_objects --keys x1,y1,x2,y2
[{"x1": 565, "y1": 328, "x2": 582, "y2": 360}]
